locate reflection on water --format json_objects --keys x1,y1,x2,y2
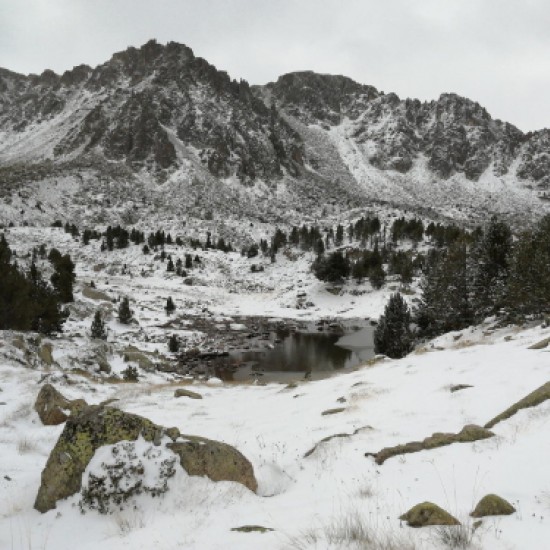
[{"x1": 214, "y1": 326, "x2": 375, "y2": 383}]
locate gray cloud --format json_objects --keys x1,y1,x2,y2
[{"x1": 1, "y1": 0, "x2": 549, "y2": 131}]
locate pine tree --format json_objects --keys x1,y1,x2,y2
[
  {"x1": 50, "y1": 253, "x2": 75, "y2": 303},
  {"x1": 166, "y1": 256, "x2": 175, "y2": 272},
  {"x1": 312, "y1": 250, "x2": 350, "y2": 283},
  {"x1": 165, "y1": 296, "x2": 175, "y2": 314},
  {"x1": 470, "y1": 216, "x2": 512, "y2": 319},
  {"x1": 91, "y1": 310, "x2": 107, "y2": 339},
  {"x1": 415, "y1": 244, "x2": 472, "y2": 338},
  {"x1": 118, "y1": 297, "x2": 132, "y2": 324},
  {"x1": 168, "y1": 334, "x2": 179, "y2": 352},
  {"x1": 507, "y1": 215, "x2": 550, "y2": 317},
  {"x1": 374, "y1": 293, "x2": 413, "y2": 358}
]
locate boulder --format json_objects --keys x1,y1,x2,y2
[
  {"x1": 38, "y1": 342, "x2": 54, "y2": 365},
  {"x1": 82, "y1": 285, "x2": 111, "y2": 301},
  {"x1": 400, "y1": 502, "x2": 460, "y2": 527},
  {"x1": 34, "y1": 384, "x2": 87, "y2": 426},
  {"x1": 35, "y1": 406, "x2": 256, "y2": 513},
  {"x1": 35, "y1": 406, "x2": 173, "y2": 512},
  {"x1": 470, "y1": 494, "x2": 516, "y2": 517},
  {"x1": 168, "y1": 435, "x2": 257, "y2": 492},
  {"x1": 528, "y1": 336, "x2": 550, "y2": 350},
  {"x1": 174, "y1": 388, "x2": 203, "y2": 399}
]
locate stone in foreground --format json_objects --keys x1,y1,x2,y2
[
  {"x1": 35, "y1": 405, "x2": 257, "y2": 513},
  {"x1": 470, "y1": 494, "x2": 516, "y2": 517},
  {"x1": 168, "y1": 435, "x2": 257, "y2": 492},
  {"x1": 400, "y1": 502, "x2": 460, "y2": 527}
]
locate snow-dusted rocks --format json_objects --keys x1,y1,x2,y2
[
  {"x1": 399, "y1": 502, "x2": 460, "y2": 527},
  {"x1": 470, "y1": 494, "x2": 516, "y2": 518},
  {"x1": 167, "y1": 436, "x2": 258, "y2": 493},
  {"x1": 34, "y1": 403, "x2": 257, "y2": 513}
]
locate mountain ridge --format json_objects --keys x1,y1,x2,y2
[{"x1": 0, "y1": 39, "x2": 549, "y2": 225}]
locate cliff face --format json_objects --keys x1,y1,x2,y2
[
  {"x1": 261, "y1": 72, "x2": 546, "y2": 185},
  {"x1": 0, "y1": 40, "x2": 303, "y2": 181}
]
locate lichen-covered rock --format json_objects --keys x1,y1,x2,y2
[
  {"x1": 34, "y1": 384, "x2": 87, "y2": 426},
  {"x1": 174, "y1": 388, "x2": 203, "y2": 399},
  {"x1": 366, "y1": 424, "x2": 494, "y2": 465},
  {"x1": 34, "y1": 406, "x2": 174, "y2": 512},
  {"x1": 34, "y1": 406, "x2": 257, "y2": 513},
  {"x1": 470, "y1": 494, "x2": 516, "y2": 517},
  {"x1": 485, "y1": 382, "x2": 550, "y2": 428},
  {"x1": 168, "y1": 435, "x2": 257, "y2": 492},
  {"x1": 400, "y1": 502, "x2": 460, "y2": 527}
]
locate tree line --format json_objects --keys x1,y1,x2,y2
[{"x1": 0, "y1": 235, "x2": 74, "y2": 334}]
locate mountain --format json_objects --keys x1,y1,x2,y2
[{"x1": 0, "y1": 39, "x2": 549, "y2": 226}]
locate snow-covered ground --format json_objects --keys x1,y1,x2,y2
[
  {"x1": 0, "y1": 318, "x2": 549, "y2": 550},
  {"x1": 0, "y1": 224, "x2": 549, "y2": 549}
]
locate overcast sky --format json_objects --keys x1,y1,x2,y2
[{"x1": 1, "y1": 0, "x2": 549, "y2": 131}]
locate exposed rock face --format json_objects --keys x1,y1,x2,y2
[
  {"x1": 34, "y1": 405, "x2": 257, "y2": 513},
  {"x1": 0, "y1": 40, "x2": 303, "y2": 181},
  {"x1": 34, "y1": 384, "x2": 87, "y2": 426},
  {"x1": 470, "y1": 494, "x2": 516, "y2": 517},
  {"x1": 264, "y1": 74, "x2": 532, "y2": 182},
  {"x1": 400, "y1": 502, "x2": 460, "y2": 527}
]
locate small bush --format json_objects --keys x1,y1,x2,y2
[{"x1": 121, "y1": 366, "x2": 139, "y2": 382}]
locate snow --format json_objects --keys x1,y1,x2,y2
[
  {"x1": 1, "y1": 304, "x2": 549, "y2": 549},
  {"x1": 0, "y1": 218, "x2": 548, "y2": 549}
]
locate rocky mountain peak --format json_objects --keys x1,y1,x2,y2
[{"x1": 0, "y1": 40, "x2": 548, "y2": 223}]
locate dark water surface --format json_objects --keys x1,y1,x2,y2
[{"x1": 214, "y1": 325, "x2": 375, "y2": 383}]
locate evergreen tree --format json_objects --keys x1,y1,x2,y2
[
  {"x1": 335, "y1": 224, "x2": 344, "y2": 246},
  {"x1": 168, "y1": 334, "x2": 179, "y2": 352},
  {"x1": 415, "y1": 243, "x2": 472, "y2": 338},
  {"x1": 374, "y1": 292, "x2": 413, "y2": 359},
  {"x1": 165, "y1": 296, "x2": 176, "y2": 314},
  {"x1": 91, "y1": 310, "x2": 107, "y2": 339},
  {"x1": 470, "y1": 216, "x2": 512, "y2": 319},
  {"x1": 506, "y1": 215, "x2": 550, "y2": 317},
  {"x1": 166, "y1": 256, "x2": 175, "y2": 272},
  {"x1": 312, "y1": 250, "x2": 350, "y2": 283},
  {"x1": 50, "y1": 252, "x2": 75, "y2": 303},
  {"x1": 0, "y1": 236, "x2": 66, "y2": 334},
  {"x1": 314, "y1": 238, "x2": 325, "y2": 256},
  {"x1": 368, "y1": 264, "x2": 386, "y2": 289},
  {"x1": 118, "y1": 296, "x2": 132, "y2": 324}
]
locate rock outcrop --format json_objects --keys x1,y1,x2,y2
[
  {"x1": 366, "y1": 424, "x2": 494, "y2": 465},
  {"x1": 484, "y1": 381, "x2": 550, "y2": 429},
  {"x1": 34, "y1": 404, "x2": 256, "y2": 513}
]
